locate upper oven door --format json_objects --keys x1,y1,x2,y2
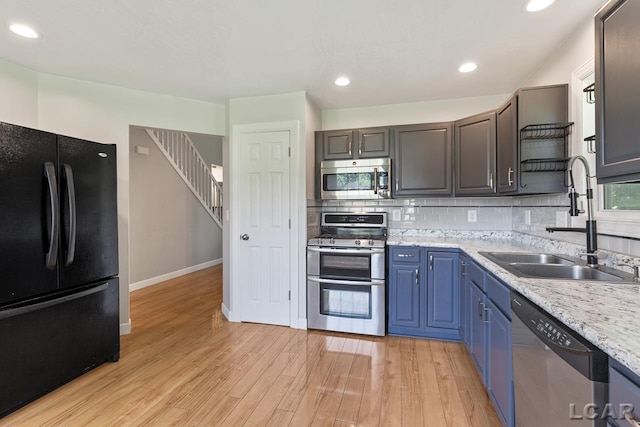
[
  {"x1": 307, "y1": 247, "x2": 386, "y2": 281},
  {"x1": 320, "y1": 160, "x2": 390, "y2": 200}
]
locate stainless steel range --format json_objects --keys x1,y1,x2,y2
[{"x1": 307, "y1": 212, "x2": 387, "y2": 336}]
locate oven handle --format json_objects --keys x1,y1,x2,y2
[
  {"x1": 307, "y1": 247, "x2": 386, "y2": 255},
  {"x1": 308, "y1": 277, "x2": 385, "y2": 287}
]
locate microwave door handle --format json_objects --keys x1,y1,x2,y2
[
  {"x1": 307, "y1": 247, "x2": 386, "y2": 255},
  {"x1": 308, "y1": 277, "x2": 385, "y2": 286},
  {"x1": 374, "y1": 167, "x2": 378, "y2": 195}
]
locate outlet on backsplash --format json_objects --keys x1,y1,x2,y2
[
  {"x1": 525, "y1": 210, "x2": 531, "y2": 225},
  {"x1": 468, "y1": 210, "x2": 477, "y2": 223}
]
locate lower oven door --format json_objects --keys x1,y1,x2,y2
[
  {"x1": 307, "y1": 247, "x2": 385, "y2": 281},
  {"x1": 307, "y1": 277, "x2": 385, "y2": 336}
]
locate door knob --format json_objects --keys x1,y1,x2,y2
[{"x1": 240, "y1": 234, "x2": 250, "y2": 241}]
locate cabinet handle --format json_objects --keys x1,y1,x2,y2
[
  {"x1": 348, "y1": 140, "x2": 353, "y2": 157},
  {"x1": 415, "y1": 269, "x2": 419, "y2": 285},
  {"x1": 483, "y1": 306, "x2": 490, "y2": 324},
  {"x1": 359, "y1": 139, "x2": 362, "y2": 156},
  {"x1": 489, "y1": 172, "x2": 494, "y2": 189},
  {"x1": 395, "y1": 177, "x2": 399, "y2": 192},
  {"x1": 460, "y1": 260, "x2": 467, "y2": 276},
  {"x1": 624, "y1": 411, "x2": 640, "y2": 427},
  {"x1": 477, "y1": 300, "x2": 483, "y2": 319},
  {"x1": 508, "y1": 167, "x2": 514, "y2": 186},
  {"x1": 398, "y1": 253, "x2": 415, "y2": 258},
  {"x1": 429, "y1": 255, "x2": 434, "y2": 271},
  {"x1": 373, "y1": 168, "x2": 379, "y2": 195}
]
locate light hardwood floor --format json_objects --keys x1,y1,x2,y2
[{"x1": 2, "y1": 265, "x2": 501, "y2": 426}]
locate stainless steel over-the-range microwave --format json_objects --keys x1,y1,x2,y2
[{"x1": 320, "y1": 158, "x2": 391, "y2": 200}]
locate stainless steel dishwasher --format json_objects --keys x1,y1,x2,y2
[{"x1": 511, "y1": 292, "x2": 609, "y2": 426}]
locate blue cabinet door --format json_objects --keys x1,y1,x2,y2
[
  {"x1": 487, "y1": 299, "x2": 513, "y2": 427},
  {"x1": 427, "y1": 251, "x2": 460, "y2": 330},
  {"x1": 388, "y1": 263, "x2": 422, "y2": 333},
  {"x1": 469, "y1": 282, "x2": 487, "y2": 382},
  {"x1": 460, "y1": 255, "x2": 470, "y2": 348}
]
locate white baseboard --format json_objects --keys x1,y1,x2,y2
[
  {"x1": 292, "y1": 318, "x2": 308, "y2": 330},
  {"x1": 129, "y1": 258, "x2": 222, "y2": 292},
  {"x1": 120, "y1": 318, "x2": 131, "y2": 335},
  {"x1": 221, "y1": 302, "x2": 239, "y2": 322}
]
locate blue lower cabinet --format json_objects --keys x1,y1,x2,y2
[
  {"x1": 387, "y1": 247, "x2": 460, "y2": 340},
  {"x1": 469, "y1": 282, "x2": 487, "y2": 381},
  {"x1": 608, "y1": 359, "x2": 640, "y2": 427},
  {"x1": 388, "y1": 263, "x2": 423, "y2": 334},
  {"x1": 487, "y1": 299, "x2": 513, "y2": 427}
]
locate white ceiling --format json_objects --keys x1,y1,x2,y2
[{"x1": 1, "y1": 0, "x2": 606, "y2": 110}]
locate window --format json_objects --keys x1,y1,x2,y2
[{"x1": 603, "y1": 183, "x2": 640, "y2": 210}]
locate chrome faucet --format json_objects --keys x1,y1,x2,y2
[{"x1": 546, "y1": 156, "x2": 598, "y2": 266}]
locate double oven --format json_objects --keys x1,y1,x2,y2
[{"x1": 307, "y1": 213, "x2": 387, "y2": 336}]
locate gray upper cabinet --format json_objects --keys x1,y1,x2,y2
[
  {"x1": 357, "y1": 128, "x2": 390, "y2": 158},
  {"x1": 394, "y1": 123, "x2": 453, "y2": 197},
  {"x1": 496, "y1": 95, "x2": 518, "y2": 193},
  {"x1": 318, "y1": 128, "x2": 390, "y2": 161},
  {"x1": 455, "y1": 111, "x2": 497, "y2": 195},
  {"x1": 595, "y1": 0, "x2": 640, "y2": 183},
  {"x1": 321, "y1": 130, "x2": 355, "y2": 160},
  {"x1": 496, "y1": 85, "x2": 569, "y2": 195}
]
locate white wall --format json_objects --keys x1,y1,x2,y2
[
  {"x1": 225, "y1": 91, "x2": 309, "y2": 327},
  {"x1": 129, "y1": 127, "x2": 222, "y2": 286},
  {"x1": 0, "y1": 59, "x2": 227, "y2": 333},
  {"x1": 321, "y1": 94, "x2": 510, "y2": 130}
]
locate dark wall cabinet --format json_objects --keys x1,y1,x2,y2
[
  {"x1": 394, "y1": 123, "x2": 453, "y2": 196},
  {"x1": 595, "y1": 0, "x2": 640, "y2": 183},
  {"x1": 495, "y1": 85, "x2": 569, "y2": 195},
  {"x1": 318, "y1": 127, "x2": 390, "y2": 161},
  {"x1": 455, "y1": 111, "x2": 497, "y2": 195},
  {"x1": 388, "y1": 246, "x2": 460, "y2": 341}
]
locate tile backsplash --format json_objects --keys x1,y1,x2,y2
[{"x1": 307, "y1": 193, "x2": 640, "y2": 259}]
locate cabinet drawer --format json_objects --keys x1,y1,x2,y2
[
  {"x1": 391, "y1": 246, "x2": 421, "y2": 263},
  {"x1": 467, "y1": 260, "x2": 485, "y2": 291},
  {"x1": 609, "y1": 365, "x2": 640, "y2": 426},
  {"x1": 486, "y1": 274, "x2": 511, "y2": 319}
]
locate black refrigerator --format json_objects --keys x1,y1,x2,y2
[{"x1": 0, "y1": 121, "x2": 120, "y2": 417}]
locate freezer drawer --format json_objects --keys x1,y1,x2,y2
[{"x1": 0, "y1": 278, "x2": 119, "y2": 418}]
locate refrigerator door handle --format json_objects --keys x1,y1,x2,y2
[
  {"x1": 44, "y1": 162, "x2": 59, "y2": 269},
  {"x1": 63, "y1": 164, "x2": 77, "y2": 266}
]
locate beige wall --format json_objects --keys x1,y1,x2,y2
[
  {"x1": 321, "y1": 94, "x2": 510, "y2": 130},
  {"x1": 129, "y1": 127, "x2": 222, "y2": 284},
  {"x1": 189, "y1": 132, "x2": 223, "y2": 167},
  {"x1": 0, "y1": 59, "x2": 226, "y2": 333}
]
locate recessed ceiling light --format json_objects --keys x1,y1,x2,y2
[
  {"x1": 525, "y1": 0, "x2": 555, "y2": 12},
  {"x1": 458, "y1": 63, "x2": 477, "y2": 73},
  {"x1": 335, "y1": 76, "x2": 350, "y2": 86},
  {"x1": 9, "y1": 24, "x2": 39, "y2": 39}
]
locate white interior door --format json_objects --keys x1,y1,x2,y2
[{"x1": 238, "y1": 129, "x2": 291, "y2": 326}]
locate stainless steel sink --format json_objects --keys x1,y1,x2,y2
[
  {"x1": 481, "y1": 252, "x2": 575, "y2": 265},
  {"x1": 507, "y1": 263, "x2": 627, "y2": 282},
  {"x1": 478, "y1": 251, "x2": 635, "y2": 282}
]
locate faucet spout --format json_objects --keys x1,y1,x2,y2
[{"x1": 567, "y1": 155, "x2": 598, "y2": 266}]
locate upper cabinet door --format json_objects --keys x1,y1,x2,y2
[
  {"x1": 322, "y1": 130, "x2": 355, "y2": 160},
  {"x1": 596, "y1": 0, "x2": 640, "y2": 183},
  {"x1": 356, "y1": 128, "x2": 390, "y2": 158},
  {"x1": 496, "y1": 96, "x2": 518, "y2": 193},
  {"x1": 0, "y1": 122, "x2": 58, "y2": 304},
  {"x1": 394, "y1": 122, "x2": 453, "y2": 197},
  {"x1": 455, "y1": 111, "x2": 497, "y2": 195}
]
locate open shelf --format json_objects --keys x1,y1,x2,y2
[
  {"x1": 584, "y1": 134, "x2": 596, "y2": 154},
  {"x1": 520, "y1": 122, "x2": 574, "y2": 140},
  {"x1": 520, "y1": 157, "x2": 570, "y2": 173},
  {"x1": 583, "y1": 83, "x2": 595, "y2": 104}
]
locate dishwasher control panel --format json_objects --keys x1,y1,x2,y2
[{"x1": 534, "y1": 319, "x2": 572, "y2": 348}]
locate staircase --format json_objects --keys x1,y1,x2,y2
[{"x1": 145, "y1": 128, "x2": 223, "y2": 229}]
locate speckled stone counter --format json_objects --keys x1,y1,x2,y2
[{"x1": 387, "y1": 232, "x2": 640, "y2": 378}]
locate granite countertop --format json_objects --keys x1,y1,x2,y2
[{"x1": 387, "y1": 234, "x2": 640, "y2": 378}]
